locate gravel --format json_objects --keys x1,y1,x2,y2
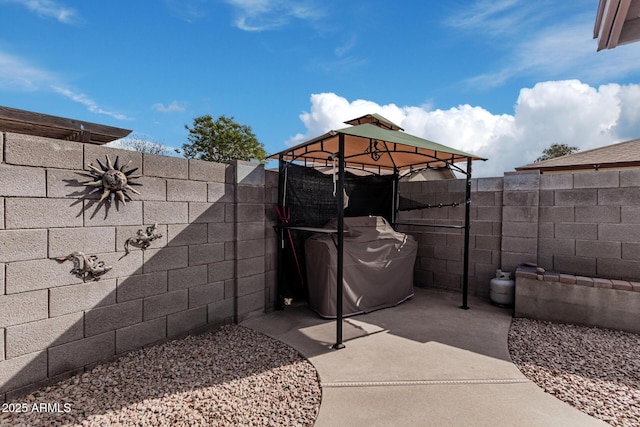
[
  {"x1": 0, "y1": 325, "x2": 321, "y2": 427},
  {"x1": 509, "y1": 318, "x2": 640, "y2": 427}
]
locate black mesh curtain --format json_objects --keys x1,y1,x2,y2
[{"x1": 279, "y1": 164, "x2": 395, "y2": 301}]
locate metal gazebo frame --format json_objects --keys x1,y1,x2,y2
[{"x1": 270, "y1": 114, "x2": 486, "y2": 349}]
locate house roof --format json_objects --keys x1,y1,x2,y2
[
  {"x1": 594, "y1": 0, "x2": 640, "y2": 50},
  {"x1": 0, "y1": 105, "x2": 132, "y2": 145},
  {"x1": 516, "y1": 138, "x2": 640, "y2": 173},
  {"x1": 269, "y1": 114, "x2": 485, "y2": 174}
]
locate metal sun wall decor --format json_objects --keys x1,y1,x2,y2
[
  {"x1": 124, "y1": 223, "x2": 163, "y2": 256},
  {"x1": 82, "y1": 155, "x2": 142, "y2": 206},
  {"x1": 56, "y1": 252, "x2": 112, "y2": 282}
]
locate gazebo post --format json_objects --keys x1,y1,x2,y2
[
  {"x1": 275, "y1": 155, "x2": 286, "y2": 310},
  {"x1": 460, "y1": 157, "x2": 472, "y2": 310},
  {"x1": 332, "y1": 134, "x2": 346, "y2": 349}
]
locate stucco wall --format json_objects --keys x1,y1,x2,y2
[{"x1": 0, "y1": 132, "x2": 269, "y2": 401}]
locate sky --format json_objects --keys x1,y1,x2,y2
[{"x1": 2, "y1": 0, "x2": 640, "y2": 177}]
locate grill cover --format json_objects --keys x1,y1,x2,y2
[{"x1": 305, "y1": 216, "x2": 417, "y2": 318}]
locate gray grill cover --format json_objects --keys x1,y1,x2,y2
[{"x1": 305, "y1": 216, "x2": 417, "y2": 318}]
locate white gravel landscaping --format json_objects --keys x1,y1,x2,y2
[
  {"x1": 0, "y1": 325, "x2": 321, "y2": 427},
  {"x1": 509, "y1": 318, "x2": 640, "y2": 427}
]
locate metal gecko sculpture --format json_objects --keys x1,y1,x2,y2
[
  {"x1": 56, "y1": 252, "x2": 112, "y2": 282},
  {"x1": 124, "y1": 223, "x2": 163, "y2": 255},
  {"x1": 81, "y1": 155, "x2": 142, "y2": 205}
]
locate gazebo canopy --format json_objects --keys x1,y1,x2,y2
[{"x1": 270, "y1": 114, "x2": 485, "y2": 175}]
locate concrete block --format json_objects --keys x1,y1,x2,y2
[
  {"x1": 632, "y1": 282, "x2": 640, "y2": 292},
  {"x1": 538, "y1": 238, "x2": 575, "y2": 256},
  {"x1": 208, "y1": 222, "x2": 235, "y2": 243},
  {"x1": 142, "y1": 201, "x2": 188, "y2": 225},
  {"x1": 433, "y1": 246, "x2": 462, "y2": 262},
  {"x1": 189, "y1": 159, "x2": 226, "y2": 182},
  {"x1": 598, "y1": 223, "x2": 640, "y2": 242},
  {"x1": 48, "y1": 227, "x2": 115, "y2": 258},
  {"x1": 555, "y1": 223, "x2": 597, "y2": 240},
  {"x1": 502, "y1": 191, "x2": 539, "y2": 207},
  {"x1": 501, "y1": 251, "x2": 536, "y2": 271},
  {"x1": 0, "y1": 229, "x2": 47, "y2": 262},
  {"x1": 554, "y1": 189, "x2": 597, "y2": 206},
  {"x1": 471, "y1": 192, "x2": 496, "y2": 206},
  {"x1": 476, "y1": 177, "x2": 503, "y2": 192},
  {"x1": 622, "y1": 206, "x2": 640, "y2": 223},
  {"x1": 167, "y1": 223, "x2": 208, "y2": 246},
  {"x1": 501, "y1": 236, "x2": 537, "y2": 254},
  {"x1": 0, "y1": 263, "x2": 4, "y2": 294},
  {"x1": 0, "y1": 164, "x2": 46, "y2": 197},
  {"x1": 116, "y1": 317, "x2": 166, "y2": 354},
  {"x1": 5, "y1": 312, "x2": 83, "y2": 358},
  {"x1": 559, "y1": 274, "x2": 577, "y2": 284},
  {"x1": 50, "y1": 279, "x2": 117, "y2": 317},
  {"x1": 168, "y1": 265, "x2": 208, "y2": 291},
  {"x1": 234, "y1": 161, "x2": 264, "y2": 185},
  {"x1": 224, "y1": 279, "x2": 235, "y2": 298},
  {"x1": 237, "y1": 274, "x2": 264, "y2": 297},
  {"x1": 501, "y1": 221, "x2": 537, "y2": 238},
  {"x1": 538, "y1": 190, "x2": 554, "y2": 207},
  {"x1": 236, "y1": 186, "x2": 265, "y2": 204},
  {"x1": 208, "y1": 182, "x2": 234, "y2": 203},
  {"x1": 189, "y1": 243, "x2": 225, "y2": 266},
  {"x1": 83, "y1": 200, "x2": 143, "y2": 227},
  {"x1": 574, "y1": 170, "x2": 619, "y2": 188},
  {"x1": 167, "y1": 306, "x2": 207, "y2": 338},
  {"x1": 619, "y1": 169, "x2": 640, "y2": 187},
  {"x1": 117, "y1": 270, "x2": 167, "y2": 302},
  {"x1": 503, "y1": 172, "x2": 539, "y2": 191},
  {"x1": 237, "y1": 290, "x2": 264, "y2": 321},
  {"x1": 84, "y1": 145, "x2": 142, "y2": 176},
  {"x1": 136, "y1": 176, "x2": 167, "y2": 201},
  {"x1": 5, "y1": 257, "x2": 86, "y2": 293},
  {"x1": 167, "y1": 179, "x2": 207, "y2": 202},
  {"x1": 143, "y1": 153, "x2": 188, "y2": 179},
  {"x1": 115, "y1": 224, "x2": 167, "y2": 254},
  {"x1": 574, "y1": 206, "x2": 620, "y2": 223},
  {"x1": 237, "y1": 257, "x2": 265, "y2": 278},
  {"x1": 576, "y1": 276, "x2": 594, "y2": 287},
  {"x1": 502, "y1": 206, "x2": 538, "y2": 222},
  {"x1": 5, "y1": 198, "x2": 82, "y2": 229},
  {"x1": 188, "y1": 281, "x2": 224, "y2": 308},
  {"x1": 5, "y1": 132, "x2": 83, "y2": 169},
  {"x1": 598, "y1": 188, "x2": 640, "y2": 206},
  {"x1": 48, "y1": 331, "x2": 115, "y2": 376},
  {"x1": 597, "y1": 258, "x2": 640, "y2": 281},
  {"x1": 540, "y1": 173, "x2": 573, "y2": 190},
  {"x1": 238, "y1": 222, "x2": 267, "y2": 242},
  {"x1": 225, "y1": 204, "x2": 235, "y2": 222},
  {"x1": 553, "y1": 255, "x2": 596, "y2": 277},
  {"x1": 143, "y1": 289, "x2": 188, "y2": 320},
  {"x1": 84, "y1": 299, "x2": 143, "y2": 336},
  {"x1": 593, "y1": 278, "x2": 613, "y2": 289},
  {"x1": 46, "y1": 168, "x2": 90, "y2": 199},
  {"x1": 0, "y1": 198, "x2": 3, "y2": 230},
  {"x1": 237, "y1": 239, "x2": 265, "y2": 260},
  {"x1": 474, "y1": 235, "x2": 500, "y2": 250},
  {"x1": 142, "y1": 246, "x2": 188, "y2": 273},
  {"x1": 208, "y1": 260, "x2": 235, "y2": 282},
  {"x1": 189, "y1": 202, "x2": 225, "y2": 223},
  {"x1": 576, "y1": 240, "x2": 621, "y2": 259},
  {"x1": 538, "y1": 206, "x2": 574, "y2": 223},
  {"x1": 622, "y1": 242, "x2": 640, "y2": 260},
  {"x1": 207, "y1": 298, "x2": 234, "y2": 325},
  {"x1": 0, "y1": 350, "x2": 47, "y2": 394},
  {"x1": 475, "y1": 206, "x2": 501, "y2": 221},
  {"x1": 0, "y1": 290, "x2": 49, "y2": 327}
]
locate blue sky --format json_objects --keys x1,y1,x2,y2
[{"x1": 2, "y1": 0, "x2": 640, "y2": 177}]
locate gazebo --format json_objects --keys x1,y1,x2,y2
[{"x1": 269, "y1": 114, "x2": 486, "y2": 348}]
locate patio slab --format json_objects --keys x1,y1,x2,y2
[{"x1": 242, "y1": 287, "x2": 607, "y2": 427}]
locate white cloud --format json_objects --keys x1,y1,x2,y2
[
  {"x1": 1, "y1": 0, "x2": 78, "y2": 24},
  {"x1": 152, "y1": 101, "x2": 186, "y2": 112},
  {"x1": 51, "y1": 86, "x2": 131, "y2": 121},
  {"x1": 0, "y1": 51, "x2": 55, "y2": 90},
  {"x1": 289, "y1": 81, "x2": 640, "y2": 178},
  {"x1": 224, "y1": 0, "x2": 324, "y2": 31}
]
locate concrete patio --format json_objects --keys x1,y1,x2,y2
[{"x1": 242, "y1": 287, "x2": 607, "y2": 427}]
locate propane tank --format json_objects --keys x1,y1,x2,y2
[{"x1": 490, "y1": 269, "x2": 515, "y2": 307}]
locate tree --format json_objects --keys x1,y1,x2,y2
[
  {"x1": 182, "y1": 115, "x2": 266, "y2": 163},
  {"x1": 535, "y1": 143, "x2": 579, "y2": 162},
  {"x1": 116, "y1": 133, "x2": 170, "y2": 156}
]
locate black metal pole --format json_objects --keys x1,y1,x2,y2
[
  {"x1": 276, "y1": 155, "x2": 286, "y2": 310},
  {"x1": 460, "y1": 157, "x2": 472, "y2": 310},
  {"x1": 333, "y1": 135, "x2": 346, "y2": 349}
]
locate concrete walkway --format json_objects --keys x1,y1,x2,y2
[{"x1": 242, "y1": 288, "x2": 607, "y2": 427}]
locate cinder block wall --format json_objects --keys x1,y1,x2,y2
[
  {"x1": 0, "y1": 132, "x2": 268, "y2": 401},
  {"x1": 398, "y1": 176, "x2": 504, "y2": 298}
]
